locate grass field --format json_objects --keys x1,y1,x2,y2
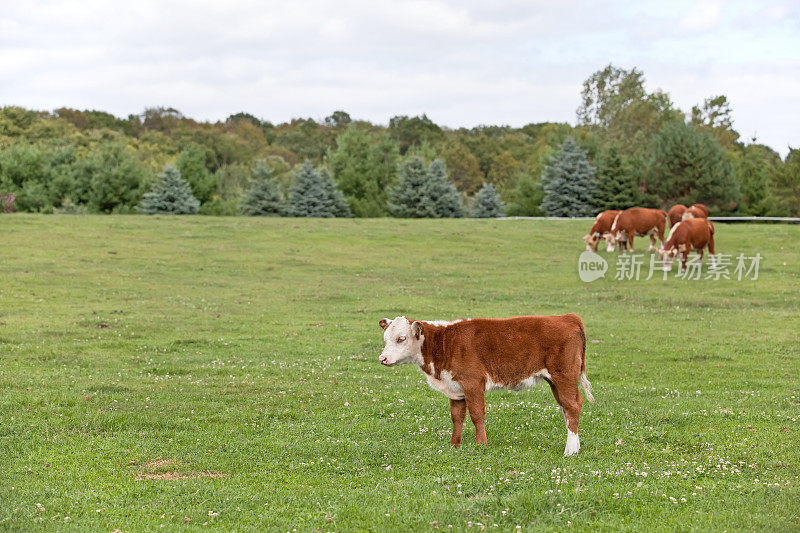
[{"x1": 1, "y1": 215, "x2": 799, "y2": 532}]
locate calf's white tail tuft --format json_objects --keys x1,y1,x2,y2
[{"x1": 580, "y1": 371, "x2": 595, "y2": 403}]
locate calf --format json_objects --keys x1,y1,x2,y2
[
  {"x1": 378, "y1": 314, "x2": 594, "y2": 456},
  {"x1": 605, "y1": 207, "x2": 667, "y2": 253},
  {"x1": 658, "y1": 217, "x2": 716, "y2": 271},
  {"x1": 583, "y1": 210, "x2": 621, "y2": 251},
  {"x1": 681, "y1": 203, "x2": 710, "y2": 221},
  {"x1": 668, "y1": 204, "x2": 687, "y2": 227}
]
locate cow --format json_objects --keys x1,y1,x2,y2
[
  {"x1": 604, "y1": 207, "x2": 667, "y2": 253},
  {"x1": 658, "y1": 217, "x2": 716, "y2": 271},
  {"x1": 378, "y1": 314, "x2": 594, "y2": 456},
  {"x1": 668, "y1": 204, "x2": 687, "y2": 227},
  {"x1": 681, "y1": 203, "x2": 710, "y2": 221},
  {"x1": 583, "y1": 210, "x2": 622, "y2": 252}
]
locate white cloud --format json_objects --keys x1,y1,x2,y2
[{"x1": 0, "y1": 0, "x2": 798, "y2": 155}]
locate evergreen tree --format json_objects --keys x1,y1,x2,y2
[
  {"x1": 319, "y1": 168, "x2": 352, "y2": 217},
  {"x1": 289, "y1": 161, "x2": 350, "y2": 217},
  {"x1": 425, "y1": 159, "x2": 463, "y2": 218},
  {"x1": 388, "y1": 158, "x2": 463, "y2": 218},
  {"x1": 540, "y1": 137, "x2": 596, "y2": 216},
  {"x1": 137, "y1": 164, "x2": 200, "y2": 214},
  {"x1": 592, "y1": 145, "x2": 638, "y2": 210},
  {"x1": 645, "y1": 121, "x2": 740, "y2": 213},
  {"x1": 469, "y1": 183, "x2": 505, "y2": 217},
  {"x1": 240, "y1": 163, "x2": 286, "y2": 216}
]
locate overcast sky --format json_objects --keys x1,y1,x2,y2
[{"x1": 1, "y1": 1, "x2": 798, "y2": 155}]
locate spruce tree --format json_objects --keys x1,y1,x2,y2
[
  {"x1": 137, "y1": 164, "x2": 200, "y2": 214},
  {"x1": 388, "y1": 158, "x2": 463, "y2": 218},
  {"x1": 540, "y1": 137, "x2": 596, "y2": 217},
  {"x1": 425, "y1": 159, "x2": 463, "y2": 218},
  {"x1": 592, "y1": 145, "x2": 638, "y2": 211},
  {"x1": 469, "y1": 182, "x2": 505, "y2": 217},
  {"x1": 319, "y1": 168, "x2": 352, "y2": 218},
  {"x1": 240, "y1": 163, "x2": 286, "y2": 216},
  {"x1": 388, "y1": 157, "x2": 433, "y2": 217},
  {"x1": 288, "y1": 161, "x2": 351, "y2": 217}
]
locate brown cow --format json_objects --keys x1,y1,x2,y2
[
  {"x1": 378, "y1": 315, "x2": 594, "y2": 456},
  {"x1": 668, "y1": 204, "x2": 687, "y2": 226},
  {"x1": 604, "y1": 207, "x2": 667, "y2": 253},
  {"x1": 583, "y1": 210, "x2": 621, "y2": 251},
  {"x1": 682, "y1": 203, "x2": 710, "y2": 221},
  {"x1": 658, "y1": 217, "x2": 716, "y2": 271}
]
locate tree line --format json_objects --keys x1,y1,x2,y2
[{"x1": 1, "y1": 65, "x2": 798, "y2": 217}]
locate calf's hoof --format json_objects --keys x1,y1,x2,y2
[{"x1": 563, "y1": 431, "x2": 580, "y2": 456}]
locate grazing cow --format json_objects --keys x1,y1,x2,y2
[
  {"x1": 658, "y1": 217, "x2": 716, "y2": 271},
  {"x1": 605, "y1": 207, "x2": 667, "y2": 253},
  {"x1": 378, "y1": 314, "x2": 594, "y2": 456},
  {"x1": 583, "y1": 210, "x2": 622, "y2": 252},
  {"x1": 668, "y1": 204, "x2": 687, "y2": 226},
  {"x1": 681, "y1": 203, "x2": 710, "y2": 221}
]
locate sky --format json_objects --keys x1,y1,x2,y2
[{"x1": 1, "y1": 0, "x2": 798, "y2": 156}]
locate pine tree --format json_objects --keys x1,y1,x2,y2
[
  {"x1": 137, "y1": 164, "x2": 200, "y2": 214},
  {"x1": 592, "y1": 145, "x2": 638, "y2": 211},
  {"x1": 388, "y1": 158, "x2": 463, "y2": 218},
  {"x1": 469, "y1": 183, "x2": 505, "y2": 217},
  {"x1": 288, "y1": 161, "x2": 351, "y2": 217},
  {"x1": 540, "y1": 137, "x2": 596, "y2": 216},
  {"x1": 240, "y1": 163, "x2": 286, "y2": 216},
  {"x1": 645, "y1": 121, "x2": 740, "y2": 213}
]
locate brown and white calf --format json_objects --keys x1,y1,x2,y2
[
  {"x1": 378, "y1": 315, "x2": 594, "y2": 456},
  {"x1": 583, "y1": 210, "x2": 621, "y2": 251},
  {"x1": 681, "y1": 203, "x2": 710, "y2": 221},
  {"x1": 668, "y1": 204, "x2": 687, "y2": 227},
  {"x1": 658, "y1": 217, "x2": 716, "y2": 271},
  {"x1": 605, "y1": 207, "x2": 667, "y2": 253}
]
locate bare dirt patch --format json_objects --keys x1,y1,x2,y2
[{"x1": 133, "y1": 457, "x2": 227, "y2": 481}]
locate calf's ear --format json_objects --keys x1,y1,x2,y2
[
  {"x1": 411, "y1": 321, "x2": 423, "y2": 339},
  {"x1": 379, "y1": 318, "x2": 392, "y2": 330}
]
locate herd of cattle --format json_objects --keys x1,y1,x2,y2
[
  {"x1": 375, "y1": 202, "x2": 720, "y2": 456},
  {"x1": 583, "y1": 203, "x2": 716, "y2": 270}
]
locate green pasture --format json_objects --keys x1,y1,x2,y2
[{"x1": 0, "y1": 215, "x2": 798, "y2": 531}]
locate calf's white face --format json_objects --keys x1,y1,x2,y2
[
  {"x1": 605, "y1": 231, "x2": 622, "y2": 253},
  {"x1": 658, "y1": 247, "x2": 679, "y2": 271},
  {"x1": 583, "y1": 233, "x2": 600, "y2": 252},
  {"x1": 378, "y1": 316, "x2": 424, "y2": 366}
]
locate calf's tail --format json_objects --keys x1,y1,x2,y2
[{"x1": 577, "y1": 320, "x2": 595, "y2": 403}]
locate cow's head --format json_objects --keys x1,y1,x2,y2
[
  {"x1": 681, "y1": 211, "x2": 696, "y2": 221},
  {"x1": 583, "y1": 232, "x2": 602, "y2": 252},
  {"x1": 658, "y1": 246, "x2": 681, "y2": 271},
  {"x1": 378, "y1": 316, "x2": 424, "y2": 367},
  {"x1": 605, "y1": 230, "x2": 624, "y2": 253}
]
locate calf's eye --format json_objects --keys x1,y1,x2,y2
[{"x1": 397, "y1": 336, "x2": 406, "y2": 343}]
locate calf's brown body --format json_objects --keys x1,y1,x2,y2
[
  {"x1": 380, "y1": 314, "x2": 593, "y2": 455},
  {"x1": 661, "y1": 217, "x2": 716, "y2": 270},
  {"x1": 607, "y1": 207, "x2": 667, "y2": 252}
]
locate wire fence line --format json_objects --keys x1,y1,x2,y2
[{"x1": 497, "y1": 216, "x2": 800, "y2": 223}]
